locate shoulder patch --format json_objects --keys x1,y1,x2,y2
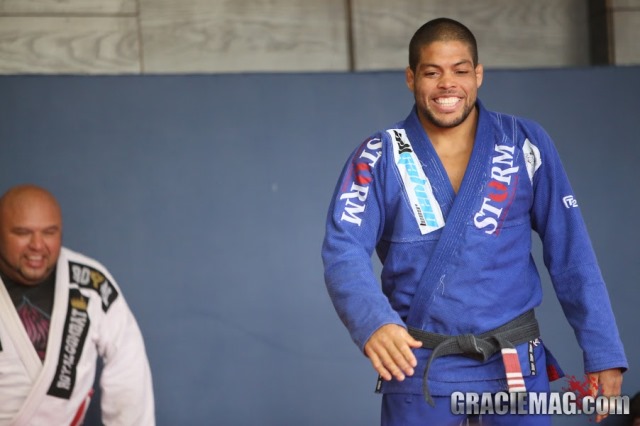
[
  {"x1": 68, "y1": 261, "x2": 119, "y2": 312},
  {"x1": 523, "y1": 138, "x2": 542, "y2": 183}
]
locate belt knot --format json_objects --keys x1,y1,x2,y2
[{"x1": 455, "y1": 334, "x2": 488, "y2": 361}]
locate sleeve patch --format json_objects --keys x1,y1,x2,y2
[
  {"x1": 338, "y1": 137, "x2": 383, "y2": 226},
  {"x1": 68, "y1": 261, "x2": 119, "y2": 312}
]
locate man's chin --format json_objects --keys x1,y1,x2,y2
[
  {"x1": 425, "y1": 110, "x2": 466, "y2": 129},
  {"x1": 18, "y1": 268, "x2": 53, "y2": 285}
]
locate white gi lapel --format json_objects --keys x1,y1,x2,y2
[
  {"x1": 388, "y1": 128, "x2": 445, "y2": 235},
  {"x1": 42, "y1": 250, "x2": 70, "y2": 375},
  {"x1": 10, "y1": 250, "x2": 72, "y2": 423}
]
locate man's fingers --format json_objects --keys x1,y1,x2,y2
[
  {"x1": 364, "y1": 324, "x2": 422, "y2": 381},
  {"x1": 366, "y1": 344, "x2": 406, "y2": 380},
  {"x1": 408, "y1": 336, "x2": 423, "y2": 349},
  {"x1": 386, "y1": 343, "x2": 413, "y2": 379},
  {"x1": 589, "y1": 369, "x2": 623, "y2": 397},
  {"x1": 588, "y1": 374, "x2": 599, "y2": 397},
  {"x1": 600, "y1": 374, "x2": 622, "y2": 396},
  {"x1": 399, "y1": 340, "x2": 419, "y2": 368},
  {"x1": 588, "y1": 369, "x2": 624, "y2": 423},
  {"x1": 366, "y1": 350, "x2": 392, "y2": 381},
  {"x1": 379, "y1": 345, "x2": 409, "y2": 380}
]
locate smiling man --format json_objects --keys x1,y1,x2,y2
[
  {"x1": 0, "y1": 184, "x2": 154, "y2": 425},
  {"x1": 0, "y1": 187, "x2": 62, "y2": 287},
  {"x1": 321, "y1": 18, "x2": 627, "y2": 425}
]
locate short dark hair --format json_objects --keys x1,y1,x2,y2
[{"x1": 408, "y1": 17, "x2": 478, "y2": 71}]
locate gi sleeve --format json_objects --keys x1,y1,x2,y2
[
  {"x1": 97, "y1": 274, "x2": 155, "y2": 426},
  {"x1": 321, "y1": 134, "x2": 405, "y2": 352},
  {"x1": 527, "y1": 120, "x2": 628, "y2": 374}
]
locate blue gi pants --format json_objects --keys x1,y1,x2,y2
[{"x1": 381, "y1": 364, "x2": 552, "y2": 425}]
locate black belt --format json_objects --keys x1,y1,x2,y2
[{"x1": 408, "y1": 310, "x2": 540, "y2": 406}]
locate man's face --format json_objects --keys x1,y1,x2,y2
[
  {"x1": 0, "y1": 191, "x2": 62, "y2": 286},
  {"x1": 406, "y1": 40, "x2": 483, "y2": 131}
]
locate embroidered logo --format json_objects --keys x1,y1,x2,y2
[
  {"x1": 339, "y1": 137, "x2": 383, "y2": 226},
  {"x1": 48, "y1": 288, "x2": 90, "y2": 399},
  {"x1": 389, "y1": 129, "x2": 444, "y2": 234},
  {"x1": 69, "y1": 262, "x2": 118, "y2": 312},
  {"x1": 523, "y1": 138, "x2": 542, "y2": 183},
  {"x1": 562, "y1": 195, "x2": 578, "y2": 208},
  {"x1": 473, "y1": 144, "x2": 520, "y2": 235}
]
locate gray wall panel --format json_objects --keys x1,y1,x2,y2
[
  {"x1": 2, "y1": 0, "x2": 638, "y2": 74},
  {"x1": 351, "y1": 0, "x2": 590, "y2": 70}
]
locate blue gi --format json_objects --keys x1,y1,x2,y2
[{"x1": 321, "y1": 100, "x2": 627, "y2": 402}]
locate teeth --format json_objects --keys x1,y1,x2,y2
[{"x1": 436, "y1": 97, "x2": 459, "y2": 106}]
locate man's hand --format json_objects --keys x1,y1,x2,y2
[
  {"x1": 364, "y1": 324, "x2": 422, "y2": 381},
  {"x1": 587, "y1": 368, "x2": 623, "y2": 423}
]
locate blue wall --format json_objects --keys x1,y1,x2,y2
[{"x1": 0, "y1": 67, "x2": 638, "y2": 425}]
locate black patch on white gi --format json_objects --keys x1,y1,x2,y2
[
  {"x1": 47, "y1": 288, "x2": 91, "y2": 399},
  {"x1": 68, "y1": 261, "x2": 119, "y2": 312}
]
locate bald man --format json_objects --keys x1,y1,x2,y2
[{"x1": 0, "y1": 185, "x2": 154, "y2": 425}]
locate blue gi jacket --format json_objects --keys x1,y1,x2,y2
[{"x1": 321, "y1": 100, "x2": 628, "y2": 395}]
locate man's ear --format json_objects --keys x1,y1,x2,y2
[
  {"x1": 475, "y1": 63, "x2": 484, "y2": 89},
  {"x1": 405, "y1": 66, "x2": 415, "y2": 93}
]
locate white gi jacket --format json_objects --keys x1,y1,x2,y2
[{"x1": 0, "y1": 247, "x2": 155, "y2": 425}]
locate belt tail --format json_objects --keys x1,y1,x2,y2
[{"x1": 502, "y1": 347, "x2": 527, "y2": 393}]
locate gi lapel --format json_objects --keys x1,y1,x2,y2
[
  {"x1": 47, "y1": 255, "x2": 94, "y2": 400},
  {"x1": 12, "y1": 251, "x2": 72, "y2": 421},
  {"x1": 405, "y1": 102, "x2": 498, "y2": 330}
]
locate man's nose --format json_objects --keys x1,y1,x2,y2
[
  {"x1": 29, "y1": 232, "x2": 44, "y2": 249},
  {"x1": 438, "y1": 72, "x2": 457, "y2": 89}
]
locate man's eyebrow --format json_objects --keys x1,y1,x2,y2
[
  {"x1": 10, "y1": 225, "x2": 60, "y2": 232},
  {"x1": 419, "y1": 59, "x2": 473, "y2": 69}
]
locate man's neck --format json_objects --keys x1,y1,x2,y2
[
  {"x1": 0, "y1": 269, "x2": 56, "y2": 288},
  {"x1": 421, "y1": 106, "x2": 478, "y2": 150},
  {"x1": 419, "y1": 106, "x2": 479, "y2": 194}
]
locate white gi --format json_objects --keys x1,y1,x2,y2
[{"x1": 0, "y1": 247, "x2": 154, "y2": 425}]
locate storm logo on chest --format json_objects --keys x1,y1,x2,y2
[{"x1": 473, "y1": 144, "x2": 520, "y2": 235}]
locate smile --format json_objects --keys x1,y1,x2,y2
[
  {"x1": 25, "y1": 255, "x2": 46, "y2": 267},
  {"x1": 435, "y1": 97, "x2": 461, "y2": 106}
]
